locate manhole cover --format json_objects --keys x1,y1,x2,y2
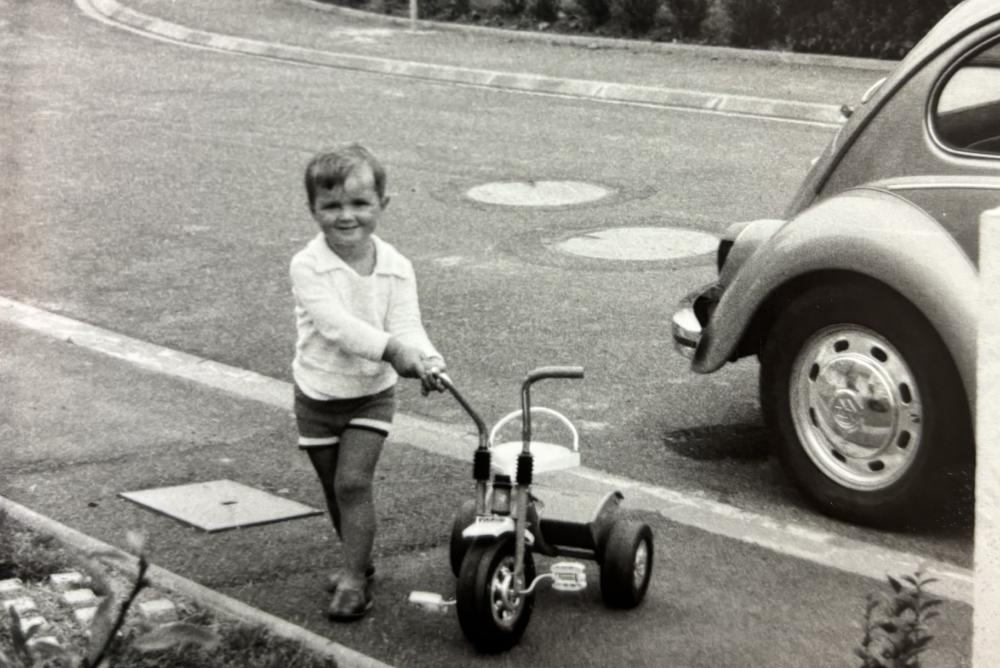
[
  {"x1": 466, "y1": 180, "x2": 610, "y2": 207},
  {"x1": 555, "y1": 227, "x2": 718, "y2": 261},
  {"x1": 120, "y1": 480, "x2": 321, "y2": 532}
]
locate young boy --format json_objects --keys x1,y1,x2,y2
[{"x1": 290, "y1": 144, "x2": 445, "y2": 621}]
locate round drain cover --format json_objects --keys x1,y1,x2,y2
[
  {"x1": 467, "y1": 180, "x2": 610, "y2": 207},
  {"x1": 555, "y1": 227, "x2": 718, "y2": 261}
]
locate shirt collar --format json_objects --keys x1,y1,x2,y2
[{"x1": 308, "y1": 234, "x2": 406, "y2": 277}]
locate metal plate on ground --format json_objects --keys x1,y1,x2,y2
[
  {"x1": 466, "y1": 180, "x2": 610, "y2": 207},
  {"x1": 555, "y1": 227, "x2": 719, "y2": 261},
  {"x1": 120, "y1": 480, "x2": 321, "y2": 532}
]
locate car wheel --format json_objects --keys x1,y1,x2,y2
[{"x1": 759, "y1": 280, "x2": 971, "y2": 526}]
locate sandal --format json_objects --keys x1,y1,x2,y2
[
  {"x1": 327, "y1": 580, "x2": 373, "y2": 622},
  {"x1": 324, "y1": 564, "x2": 375, "y2": 592}
]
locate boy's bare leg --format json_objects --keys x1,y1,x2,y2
[
  {"x1": 334, "y1": 428, "x2": 385, "y2": 582},
  {"x1": 307, "y1": 446, "x2": 342, "y2": 538}
]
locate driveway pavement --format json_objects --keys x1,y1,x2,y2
[{"x1": 0, "y1": 300, "x2": 975, "y2": 666}]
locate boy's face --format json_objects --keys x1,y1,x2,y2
[{"x1": 311, "y1": 166, "x2": 389, "y2": 253}]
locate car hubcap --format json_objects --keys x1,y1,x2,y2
[
  {"x1": 633, "y1": 541, "x2": 649, "y2": 590},
  {"x1": 790, "y1": 325, "x2": 923, "y2": 491},
  {"x1": 489, "y1": 556, "x2": 523, "y2": 629}
]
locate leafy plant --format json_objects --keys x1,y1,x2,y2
[
  {"x1": 700, "y1": 0, "x2": 782, "y2": 47},
  {"x1": 500, "y1": 0, "x2": 527, "y2": 15},
  {"x1": 576, "y1": 0, "x2": 612, "y2": 27},
  {"x1": 0, "y1": 531, "x2": 219, "y2": 668},
  {"x1": 855, "y1": 570, "x2": 942, "y2": 668},
  {"x1": 613, "y1": 0, "x2": 662, "y2": 34},
  {"x1": 666, "y1": 0, "x2": 709, "y2": 37},
  {"x1": 531, "y1": 0, "x2": 561, "y2": 23}
]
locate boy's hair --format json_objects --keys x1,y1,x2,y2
[{"x1": 304, "y1": 144, "x2": 387, "y2": 210}]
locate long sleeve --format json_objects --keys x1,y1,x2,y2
[
  {"x1": 290, "y1": 257, "x2": 391, "y2": 362},
  {"x1": 385, "y1": 268, "x2": 442, "y2": 362}
]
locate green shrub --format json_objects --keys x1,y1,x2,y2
[
  {"x1": 781, "y1": 0, "x2": 958, "y2": 59},
  {"x1": 713, "y1": 0, "x2": 782, "y2": 47},
  {"x1": 666, "y1": 0, "x2": 709, "y2": 37},
  {"x1": 500, "y1": 0, "x2": 527, "y2": 14},
  {"x1": 613, "y1": 0, "x2": 662, "y2": 34},
  {"x1": 531, "y1": 0, "x2": 560, "y2": 22},
  {"x1": 856, "y1": 571, "x2": 941, "y2": 667},
  {"x1": 576, "y1": 0, "x2": 612, "y2": 26}
]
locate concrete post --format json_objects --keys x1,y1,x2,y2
[
  {"x1": 409, "y1": 0, "x2": 417, "y2": 31},
  {"x1": 974, "y1": 206, "x2": 1000, "y2": 666}
]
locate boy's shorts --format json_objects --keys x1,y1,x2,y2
[{"x1": 293, "y1": 385, "x2": 397, "y2": 449}]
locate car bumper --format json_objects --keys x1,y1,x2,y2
[{"x1": 671, "y1": 284, "x2": 716, "y2": 359}]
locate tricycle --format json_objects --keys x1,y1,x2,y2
[{"x1": 409, "y1": 366, "x2": 654, "y2": 653}]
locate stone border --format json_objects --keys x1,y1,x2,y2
[
  {"x1": 82, "y1": 0, "x2": 845, "y2": 125},
  {"x1": 290, "y1": 0, "x2": 898, "y2": 72},
  {"x1": 0, "y1": 495, "x2": 393, "y2": 668}
]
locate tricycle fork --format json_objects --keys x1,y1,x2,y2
[{"x1": 513, "y1": 366, "x2": 584, "y2": 582}]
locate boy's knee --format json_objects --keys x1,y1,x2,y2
[{"x1": 334, "y1": 476, "x2": 372, "y2": 503}]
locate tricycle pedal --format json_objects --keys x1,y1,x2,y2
[
  {"x1": 549, "y1": 561, "x2": 587, "y2": 592},
  {"x1": 408, "y1": 591, "x2": 455, "y2": 613}
]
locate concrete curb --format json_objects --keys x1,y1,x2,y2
[
  {"x1": 83, "y1": 0, "x2": 845, "y2": 125},
  {"x1": 0, "y1": 495, "x2": 394, "y2": 668},
  {"x1": 291, "y1": 0, "x2": 897, "y2": 73}
]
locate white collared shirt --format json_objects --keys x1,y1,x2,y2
[{"x1": 290, "y1": 233, "x2": 442, "y2": 399}]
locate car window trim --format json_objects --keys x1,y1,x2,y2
[{"x1": 927, "y1": 33, "x2": 1000, "y2": 162}]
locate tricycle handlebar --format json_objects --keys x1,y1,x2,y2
[
  {"x1": 524, "y1": 366, "x2": 585, "y2": 383},
  {"x1": 521, "y1": 366, "x2": 584, "y2": 447},
  {"x1": 433, "y1": 366, "x2": 585, "y2": 453},
  {"x1": 436, "y1": 373, "x2": 489, "y2": 450}
]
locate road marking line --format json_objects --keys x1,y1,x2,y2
[{"x1": 0, "y1": 296, "x2": 973, "y2": 603}]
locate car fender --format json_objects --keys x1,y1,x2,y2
[{"x1": 695, "y1": 187, "x2": 979, "y2": 403}]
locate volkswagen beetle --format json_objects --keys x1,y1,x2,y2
[{"x1": 672, "y1": 0, "x2": 999, "y2": 526}]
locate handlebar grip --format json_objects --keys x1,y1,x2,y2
[{"x1": 525, "y1": 366, "x2": 585, "y2": 382}]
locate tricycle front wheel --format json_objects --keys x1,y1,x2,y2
[
  {"x1": 600, "y1": 520, "x2": 653, "y2": 609},
  {"x1": 449, "y1": 500, "x2": 477, "y2": 576},
  {"x1": 456, "y1": 536, "x2": 535, "y2": 653}
]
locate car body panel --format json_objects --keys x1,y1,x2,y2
[
  {"x1": 786, "y1": 0, "x2": 1000, "y2": 219},
  {"x1": 691, "y1": 188, "x2": 979, "y2": 403},
  {"x1": 681, "y1": 0, "x2": 998, "y2": 405}
]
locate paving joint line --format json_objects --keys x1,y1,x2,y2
[
  {"x1": 81, "y1": 0, "x2": 845, "y2": 126},
  {"x1": 0, "y1": 295, "x2": 974, "y2": 604}
]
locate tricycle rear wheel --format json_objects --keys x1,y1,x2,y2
[
  {"x1": 600, "y1": 520, "x2": 653, "y2": 609},
  {"x1": 456, "y1": 536, "x2": 535, "y2": 653}
]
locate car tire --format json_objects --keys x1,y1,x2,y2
[{"x1": 759, "y1": 279, "x2": 971, "y2": 526}]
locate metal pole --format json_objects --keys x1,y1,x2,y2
[{"x1": 409, "y1": 0, "x2": 417, "y2": 32}]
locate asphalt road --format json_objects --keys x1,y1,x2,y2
[{"x1": 0, "y1": 0, "x2": 974, "y2": 664}]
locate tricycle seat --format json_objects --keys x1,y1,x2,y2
[
  {"x1": 488, "y1": 406, "x2": 581, "y2": 476},
  {"x1": 490, "y1": 441, "x2": 581, "y2": 477}
]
